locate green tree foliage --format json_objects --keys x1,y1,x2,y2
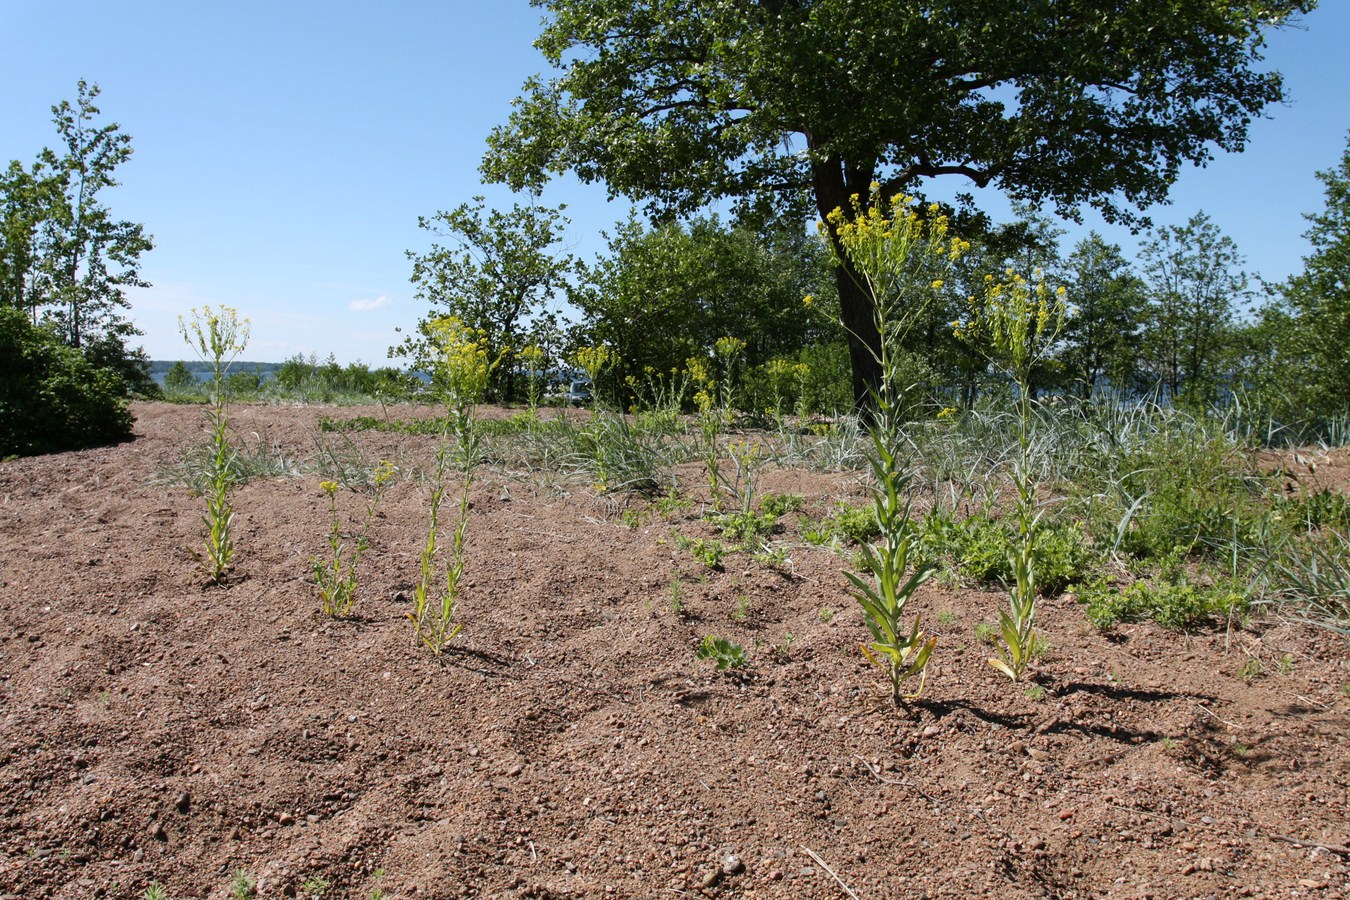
[
  {"x1": 578, "y1": 212, "x2": 831, "y2": 394},
  {"x1": 0, "y1": 80, "x2": 155, "y2": 397},
  {"x1": 1060, "y1": 234, "x2": 1146, "y2": 399},
  {"x1": 1138, "y1": 213, "x2": 1246, "y2": 404},
  {"x1": 398, "y1": 197, "x2": 577, "y2": 400},
  {"x1": 0, "y1": 158, "x2": 62, "y2": 320},
  {"x1": 164, "y1": 360, "x2": 196, "y2": 390},
  {"x1": 1261, "y1": 133, "x2": 1350, "y2": 418},
  {"x1": 482, "y1": 0, "x2": 1313, "y2": 408},
  {"x1": 0, "y1": 307, "x2": 133, "y2": 457}
]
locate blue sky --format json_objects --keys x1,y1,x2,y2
[{"x1": 3, "y1": 1, "x2": 1347, "y2": 364}]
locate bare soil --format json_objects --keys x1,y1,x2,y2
[{"x1": 1, "y1": 402, "x2": 1348, "y2": 900}]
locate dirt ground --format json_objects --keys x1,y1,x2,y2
[{"x1": 1, "y1": 402, "x2": 1347, "y2": 900}]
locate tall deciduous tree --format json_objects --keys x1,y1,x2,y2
[
  {"x1": 43, "y1": 80, "x2": 153, "y2": 351},
  {"x1": 1060, "y1": 234, "x2": 1146, "y2": 399},
  {"x1": 1267, "y1": 133, "x2": 1350, "y2": 417},
  {"x1": 399, "y1": 197, "x2": 577, "y2": 400},
  {"x1": 577, "y1": 212, "x2": 828, "y2": 390},
  {"x1": 1138, "y1": 212, "x2": 1246, "y2": 403},
  {"x1": 0, "y1": 157, "x2": 62, "y2": 320},
  {"x1": 482, "y1": 0, "x2": 1313, "y2": 409}
]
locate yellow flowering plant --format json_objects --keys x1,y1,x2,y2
[
  {"x1": 312, "y1": 461, "x2": 396, "y2": 618},
  {"x1": 410, "y1": 317, "x2": 498, "y2": 654},
  {"x1": 824, "y1": 187, "x2": 968, "y2": 705},
  {"x1": 178, "y1": 305, "x2": 250, "y2": 584},
  {"x1": 955, "y1": 270, "x2": 1069, "y2": 682}
]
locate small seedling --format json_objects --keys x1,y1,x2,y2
[
  {"x1": 676, "y1": 535, "x2": 727, "y2": 570},
  {"x1": 231, "y1": 870, "x2": 257, "y2": 900},
  {"x1": 669, "y1": 579, "x2": 685, "y2": 617},
  {"x1": 1231, "y1": 742, "x2": 1250, "y2": 759},
  {"x1": 368, "y1": 869, "x2": 388, "y2": 900},
  {"x1": 1161, "y1": 737, "x2": 1179, "y2": 751},
  {"x1": 731, "y1": 595, "x2": 750, "y2": 621},
  {"x1": 818, "y1": 607, "x2": 835, "y2": 623},
  {"x1": 143, "y1": 884, "x2": 169, "y2": 900},
  {"x1": 1237, "y1": 657, "x2": 1263, "y2": 681},
  {"x1": 1276, "y1": 654, "x2": 1296, "y2": 676},
  {"x1": 696, "y1": 635, "x2": 749, "y2": 671},
  {"x1": 974, "y1": 622, "x2": 998, "y2": 644},
  {"x1": 302, "y1": 875, "x2": 332, "y2": 897},
  {"x1": 778, "y1": 631, "x2": 796, "y2": 658},
  {"x1": 935, "y1": 610, "x2": 958, "y2": 628},
  {"x1": 1023, "y1": 683, "x2": 1046, "y2": 702}
]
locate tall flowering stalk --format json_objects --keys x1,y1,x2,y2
[
  {"x1": 313, "y1": 461, "x2": 395, "y2": 618},
  {"x1": 955, "y1": 270, "x2": 1068, "y2": 681},
  {"x1": 178, "y1": 306, "x2": 249, "y2": 584},
  {"x1": 410, "y1": 316, "x2": 495, "y2": 654},
  {"x1": 825, "y1": 187, "x2": 968, "y2": 705},
  {"x1": 689, "y1": 337, "x2": 744, "y2": 512}
]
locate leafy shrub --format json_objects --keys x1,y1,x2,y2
[
  {"x1": 804, "y1": 502, "x2": 879, "y2": 546},
  {"x1": 1080, "y1": 577, "x2": 1248, "y2": 631},
  {"x1": 0, "y1": 307, "x2": 133, "y2": 457},
  {"x1": 937, "y1": 514, "x2": 1092, "y2": 596}
]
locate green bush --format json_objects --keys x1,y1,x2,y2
[
  {"x1": 937, "y1": 514, "x2": 1092, "y2": 596},
  {"x1": 1080, "y1": 576, "x2": 1247, "y2": 631},
  {"x1": 0, "y1": 308, "x2": 133, "y2": 457}
]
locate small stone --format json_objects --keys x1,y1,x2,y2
[
  {"x1": 278, "y1": 812, "x2": 295, "y2": 826},
  {"x1": 507, "y1": 763, "x2": 524, "y2": 777},
  {"x1": 721, "y1": 854, "x2": 745, "y2": 876},
  {"x1": 699, "y1": 868, "x2": 720, "y2": 888},
  {"x1": 175, "y1": 792, "x2": 190, "y2": 814},
  {"x1": 922, "y1": 725, "x2": 941, "y2": 738}
]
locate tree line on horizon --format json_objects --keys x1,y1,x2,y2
[{"x1": 6, "y1": 2, "x2": 1350, "y2": 457}]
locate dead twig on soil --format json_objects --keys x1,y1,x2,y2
[
  {"x1": 1195, "y1": 703, "x2": 1239, "y2": 730},
  {"x1": 1270, "y1": 833, "x2": 1350, "y2": 857},
  {"x1": 800, "y1": 846, "x2": 862, "y2": 900},
  {"x1": 853, "y1": 755, "x2": 936, "y2": 803}
]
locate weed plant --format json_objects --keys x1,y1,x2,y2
[
  {"x1": 178, "y1": 306, "x2": 249, "y2": 584},
  {"x1": 1079, "y1": 575, "x2": 1248, "y2": 631},
  {"x1": 313, "y1": 461, "x2": 395, "y2": 618},
  {"x1": 826, "y1": 186, "x2": 967, "y2": 704},
  {"x1": 409, "y1": 317, "x2": 494, "y2": 654},
  {"x1": 955, "y1": 267, "x2": 1067, "y2": 681},
  {"x1": 697, "y1": 635, "x2": 749, "y2": 670}
]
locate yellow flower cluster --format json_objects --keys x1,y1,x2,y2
[
  {"x1": 954, "y1": 270, "x2": 1068, "y2": 381},
  {"x1": 178, "y1": 305, "x2": 250, "y2": 367},
  {"x1": 572, "y1": 344, "x2": 615, "y2": 383},
  {"x1": 426, "y1": 316, "x2": 493, "y2": 408}
]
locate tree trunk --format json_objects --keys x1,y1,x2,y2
[{"x1": 809, "y1": 143, "x2": 881, "y2": 414}]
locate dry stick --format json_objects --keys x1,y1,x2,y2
[
  {"x1": 1270, "y1": 833, "x2": 1350, "y2": 858},
  {"x1": 800, "y1": 846, "x2": 862, "y2": 900},
  {"x1": 853, "y1": 754, "x2": 937, "y2": 803},
  {"x1": 1195, "y1": 703, "x2": 1239, "y2": 730}
]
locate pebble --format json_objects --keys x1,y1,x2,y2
[{"x1": 721, "y1": 853, "x2": 745, "y2": 876}]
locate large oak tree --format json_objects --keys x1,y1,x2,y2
[{"x1": 482, "y1": 0, "x2": 1315, "y2": 407}]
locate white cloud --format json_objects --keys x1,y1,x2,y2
[{"x1": 348, "y1": 294, "x2": 391, "y2": 312}]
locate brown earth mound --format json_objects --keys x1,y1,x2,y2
[{"x1": 1, "y1": 402, "x2": 1347, "y2": 899}]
